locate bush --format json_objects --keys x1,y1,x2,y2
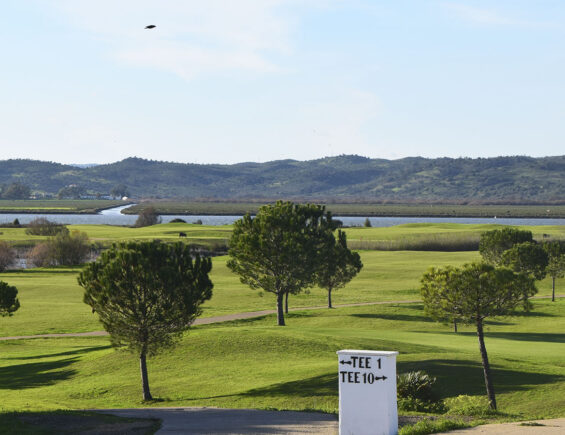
[
  {"x1": 25, "y1": 218, "x2": 69, "y2": 236},
  {"x1": 27, "y1": 243, "x2": 52, "y2": 267},
  {"x1": 169, "y1": 218, "x2": 187, "y2": 223},
  {"x1": 27, "y1": 231, "x2": 91, "y2": 267},
  {"x1": 397, "y1": 371, "x2": 438, "y2": 403},
  {"x1": 135, "y1": 207, "x2": 161, "y2": 227},
  {"x1": 364, "y1": 217, "x2": 372, "y2": 227},
  {"x1": 193, "y1": 219, "x2": 203, "y2": 225},
  {"x1": 445, "y1": 395, "x2": 498, "y2": 417},
  {"x1": 0, "y1": 242, "x2": 15, "y2": 272}
]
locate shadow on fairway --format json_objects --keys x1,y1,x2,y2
[
  {"x1": 0, "y1": 358, "x2": 78, "y2": 389},
  {"x1": 416, "y1": 330, "x2": 565, "y2": 344},
  {"x1": 398, "y1": 359, "x2": 564, "y2": 397},
  {"x1": 240, "y1": 373, "x2": 337, "y2": 398},
  {"x1": 351, "y1": 313, "x2": 433, "y2": 322},
  {"x1": 3, "y1": 345, "x2": 112, "y2": 361}
]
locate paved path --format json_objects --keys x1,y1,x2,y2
[
  {"x1": 95, "y1": 407, "x2": 338, "y2": 434},
  {"x1": 446, "y1": 419, "x2": 565, "y2": 434},
  {"x1": 0, "y1": 300, "x2": 419, "y2": 341}
]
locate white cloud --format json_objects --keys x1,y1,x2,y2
[{"x1": 53, "y1": 0, "x2": 304, "y2": 79}]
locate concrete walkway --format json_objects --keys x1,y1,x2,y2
[
  {"x1": 446, "y1": 419, "x2": 565, "y2": 434},
  {"x1": 95, "y1": 407, "x2": 338, "y2": 434}
]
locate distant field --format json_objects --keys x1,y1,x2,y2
[
  {"x1": 124, "y1": 201, "x2": 565, "y2": 218},
  {"x1": 1, "y1": 222, "x2": 564, "y2": 251},
  {"x1": 0, "y1": 200, "x2": 125, "y2": 215}
]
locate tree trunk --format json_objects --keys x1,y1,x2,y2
[
  {"x1": 285, "y1": 291, "x2": 289, "y2": 314},
  {"x1": 453, "y1": 318, "x2": 457, "y2": 333},
  {"x1": 140, "y1": 352, "x2": 153, "y2": 401},
  {"x1": 552, "y1": 276, "x2": 556, "y2": 302},
  {"x1": 277, "y1": 292, "x2": 285, "y2": 326},
  {"x1": 476, "y1": 320, "x2": 496, "y2": 410},
  {"x1": 328, "y1": 288, "x2": 333, "y2": 308}
]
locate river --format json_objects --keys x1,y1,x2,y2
[{"x1": 1, "y1": 204, "x2": 565, "y2": 227}]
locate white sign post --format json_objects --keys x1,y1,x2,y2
[{"x1": 337, "y1": 350, "x2": 398, "y2": 435}]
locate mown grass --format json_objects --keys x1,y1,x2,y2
[
  {"x1": 124, "y1": 201, "x2": 565, "y2": 218},
  {"x1": 0, "y1": 200, "x2": 125, "y2": 215},
  {"x1": 0, "y1": 250, "x2": 483, "y2": 336},
  {"x1": 0, "y1": 300, "x2": 563, "y2": 421}
]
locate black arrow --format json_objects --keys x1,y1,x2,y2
[
  {"x1": 374, "y1": 375, "x2": 387, "y2": 381},
  {"x1": 339, "y1": 360, "x2": 352, "y2": 365}
]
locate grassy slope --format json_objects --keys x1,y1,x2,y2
[{"x1": 0, "y1": 300, "x2": 563, "y2": 419}]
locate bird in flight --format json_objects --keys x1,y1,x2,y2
[{"x1": 145, "y1": 25, "x2": 156, "y2": 29}]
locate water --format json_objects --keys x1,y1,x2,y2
[{"x1": 1, "y1": 205, "x2": 564, "y2": 227}]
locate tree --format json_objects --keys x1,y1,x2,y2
[
  {"x1": 57, "y1": 185, "x2": 86, "y2": 199},
  {"x1": 501, "y1": 242, "x2": 548, "y2": 281},
  {"x1": 0, "y1": 242, "x2": 15, "y2": 272},
  {"x1": 135, "y1": 206, "x2": 161, "y2": 227},
  {"x1": 479, "y1": 228, "x2": 533, "y2": 265},
  {"x1": 25, "y1": 218, "x2": 68, "y2": 236},
  {"x1": 0, "y1": 281, "x2": 20, "y2": 316},
  {"x1": 363, "y1": 218, "x2": 372, "y2": 227},
  {"x1": 227, "y1": 201, "x2": 337, "y2": 326},
  {"x1": 110, "y1": 184, "x2": 130, "y2": 199},
  {"x1": 317, "y1": 230, "x2": 363, "y2": 308},
  {"x1": 543, "y1": 241, "x2": 565, "y2": 302},
  {"x1": 421, "y1": 262, "x2": 536, "y2": 410},
  {"x1": 78, "y1": 241, "x2": 213, "y2": 400},
  {"x1": 1, "y1": 182, "x2": 30, "y2": 199}
]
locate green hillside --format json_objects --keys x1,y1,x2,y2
[{"x1": 1, "y1": 155, "x2": 565, "y2": 201}]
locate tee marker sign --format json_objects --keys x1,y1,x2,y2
[{"x1": 337, "y1": 350, "x2": 398, "y2": 435}]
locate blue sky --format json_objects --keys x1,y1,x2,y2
[{"x1": 2, "y1": 0, "x2": 564, "y2": 164}]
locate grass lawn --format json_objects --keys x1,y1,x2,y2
[
  {"x1": 0, "y1": 300, "x2": 563, "y2": 420},
  {"x1": 2, "y1": 248, "x2": 562, "y2": 336}
]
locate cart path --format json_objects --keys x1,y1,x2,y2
[
  {"x1": 1, "y1": 295, "x2": 562, "y2": 341},
  {"x1": 94, "y1": 408, "x2": 565, "y2": 435}
]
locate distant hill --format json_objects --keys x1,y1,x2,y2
[{"x1": 1, "y1": 155, "x2": 564, "y2": 203}]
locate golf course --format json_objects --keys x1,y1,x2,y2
[{"x1": 0, "y1": 222, "x2": 564, "y2": 433}]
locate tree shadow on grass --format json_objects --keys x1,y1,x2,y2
[
  {"x1": 351, "y1": 313, "x2": 433, "y2": 322},
  {"x1": 0, "y1": 358, "x2": 78, "y2": 389},
  {"x1": 3, "y1": 345, "x2": 112, "y2": 361},
  {"x1": 398, "y1": 359, "x2": 564, "y2": 397},
  {"x1": 176, "y1": 373, "x2": 337, "y2": 402},
  {"x1": 416, "y1": 330, "x2": 565, "y2": 344}
]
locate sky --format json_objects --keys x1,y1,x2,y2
[{"x1": 2, "y1": 0, "x2": 565, "y2": 165}]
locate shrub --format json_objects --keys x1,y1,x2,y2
[
  {"x1": 193, "y1": 219, "x2": 203, "y2": 225},
  {"x1": 364, "y1": 217, "x2": 372, "y2": 227},
  {"x1": 169, "y1": 218, "x2": 187, "y2": 223},
  {"x1": 135, "y1": 207, "x2": 161, "y2": 227},
  {"x1": 397, "y1": 371, "x2": 438, "y2": 403},
  {"x1": 27, "y1": 243, "x2": 52, "y2": 267},
  {"x1": 25, "y1": 218, "x2": 69, "y2": 236},
  {"x1": 0, "y1": 242, "x2": 15, "y2": 272},
  {"x1": 445, "y1": 395, "x2": 498, "y2": 417},
  {"x1": 27, "y1": 231, "x2": 90, "y2": 267}
]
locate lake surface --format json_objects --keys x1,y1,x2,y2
[{"x1": 1, "y1": 204, "x2": 564, "y2": 227}]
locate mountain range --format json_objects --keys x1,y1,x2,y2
[{"x1": 1, "y1": 155, "x2": 564, "y2": 203}]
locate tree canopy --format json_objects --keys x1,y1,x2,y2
[
  {"x1": 227, "y1": 201, "x2": 338, "y2": 326},
  {"x1": 0, "y1": 281, "x2": 20, "y2": 317},
  {"x1": 421, "y1": 262, "x2": 536, "y2": 410},
  {"x1": 501, "y1": 242, "x2": 548, "y2": 281},
  {"x1": 479, "y1": 228, "x2": 533, "y2": 265},
  {"x1": 317, "y1": 229, "x2": 363, "y2": 308},
  {"x1": 78, "y1": 241, "x2": 213, "y2": 400},
  {"x1": 544, "y1": 241, "x2": 565, "y2": 301}
]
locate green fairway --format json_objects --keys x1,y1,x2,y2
[
  {"x1": 2, "y1": 247, "x2": 562, "y2": 336},
  {"x1": 0, "y1": 300, "x2": 563, "y2": 420}
]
